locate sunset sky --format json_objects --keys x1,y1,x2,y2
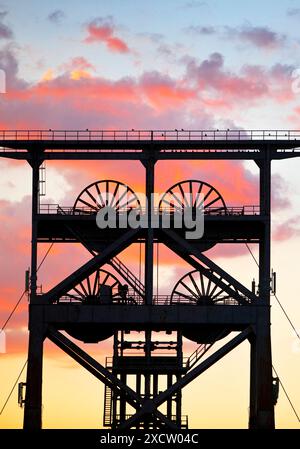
[{"x1": 1, "y1": 0, "x2": 300, "y2": 429}]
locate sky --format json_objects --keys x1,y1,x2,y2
[{"x1": 0, "y1": 0, "x2": 300, "y2": 429}]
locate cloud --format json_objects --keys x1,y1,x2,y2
[
  {"x1": 47, "y1": 9, "x2": 65, "y2": 24},
  {"x1": 186, "y1": 23, "x2": 286, "y2": 50},
  {"x1": 273, "y1": 216, "x2": 300, "y2": 241},
  {"x1": 185, "y1": 52, "x2": 294, "y2": 107},
  {"x1": 0, "y1": 11, "x2": 13, "y2": 39},
  {"x1": 0, "y1": 46, "x2": 296, "y2": 132},
  {"x1": 287, "y1": 8, "x2": 300, "y2": 17},
  {"x1": 139, "y1": 71, "x2": 195, "y2": 111},
  {"x1": 0, "y1": 45, "x2": 27, "y2": 90},
  {"x1": 59, "y1": 56, "x2": 95, "y2": 80},
  {"x1": 186, "y1": 25, "x2": 216, "y2": 35},
  {"x1": 225, "y1": 24, "x2": 286, "y2": 49},
  {"x1": 84, "y1": 17, "x2": 130, "y2": 53}
]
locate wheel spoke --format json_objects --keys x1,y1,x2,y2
[
  {"x1": 205, "y1": 195, "x2": 222, "y2": 209},
  {"x1": 209, "y1": 277, "x2": 223, "y2": 298},
  {"x1": 64, "y1": 268, "x2": 122, "y2": 303},
  {"x1": 79, "y1": 281, "x2": 89, "y2": 296},
  {"x1": 101, "y1": 271, "x2": 110, "y2": 286},
  {"x1": 174, "y1": 290, "x2": 196, "y2": 301},
  {"x1": 160, "y1": 180, "x2": 226, "y2": 216},
  {"x1": 180, "y1": 280, "x2": 200, "y2": 300},
  {"x1": 199, "y1": 271, "x2": 205, "y2": 297},
  {"x1": 168, "y1": 189, "x2": 185, "y2": 209},
  {"x1": 114, "y1": 188, "x2": 130, "y2": 210},
  {"x1": 117, "y1": 195, "x2": 137, "y2": 210},
  {"x1": 93, "y1": 269, "x2": 100, "y2": 295},
  {"x1": 95, "y1": 182, "x2": 105, "y2": 208},
  {"x1": 178, "y1": 183, "x2": 189, "y2": 207},
  {"x1": 161, "y1": 198, "x2": 182, "y2": 212},
  {"x1": 205, "y1": 276, "x2": 212, "y2": 296},
  {"x1": 86, "y1": 275, "x2": 92, "y2": 295},
  {"x1": 189, "y1": 272, "x2": 202, "y2": 298},
  {"x1": 72, "y1": 285, "x2": 86, "y2": 299},
  {"x1": 86, "y1": 188, "x2": 101, "y2": 209},
  {"x1": 109, "y1": 182, "x2": 120, "y2": 208},
  {"x1": 77, "y1": 197, "x2": 99, "y2": 211},
  {"x1": 193, "y1": 182, "x2": 204, "y2": 208}
]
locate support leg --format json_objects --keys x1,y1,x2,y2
[{"x1": 23, "y1": 310, "x2": 44, "y2": 429}]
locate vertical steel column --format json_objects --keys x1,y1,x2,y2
[
  {"x1": 120, "y1": 373, "x2": 127, "y2": 424},
  {"x1": 176, "y1": 374, "x2": 182, "y2": 428},
  {"x1": 167, "y1": 374, "x2": 173, "y2": 421},
  {"x1": 144, "y1": 158, "x2": 155, "y2": 305},
  {"x1": 111, "y1": 332, "x2": 119, "y2": 428},
  {"x1": 24, "y1": 159, "x2": 44, "y2": 429},
  {"x1": 249, "y1": 148, "x2": 274, "y2": 429},
  {"x1": 153, "y1": 374, "x2": 158, "y2": 429},
  {"x1": 176, "y1": 332, "x2": 183, "y2": 428},
  {"x1": 144, "y1": 155, "x2": 155, "y2": 427},
  {"x1": 136, "y1": 374, "x2": 141, "y2": 430},
  {"x1": 29, "y1": 159, "x2": 40, "y2": 300},
  {"x1": 144, "y1": 329, "x2": 152, "y2": 429}
]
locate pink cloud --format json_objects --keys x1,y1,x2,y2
[
  {"x1": 273, "y1": 216, "x2": 300, "y2": 241},
  {"x1": 185, "y1": 53, "x2": 294, "y2": 108},
  {"x1": 84, "y1": 17, "x2": 130, "y2": 53},
  {"x1": 225, "y1": 24, "x2": 286, "y2": 49},
  {"x1": 0, "y1": 11, "x2": 13, "y2": 40}
]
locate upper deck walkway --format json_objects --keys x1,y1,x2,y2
[{"x1": 1, "y1": 129, "x2": 300, "y2": 160}]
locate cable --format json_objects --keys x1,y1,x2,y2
[
  {"x1": 244, "y1": 243, "x2": 300, "y2": 342},
  {"x1": 37, "y1": 242, "x2": 54, "y2": 272},
  {"x1": 0, "y1": 243, "x2": 54, "y2": 414},
  {"x1": 245, "y1": 242, "x2": 300, "y2": 422},
  {"x1": 272, "y1": 365, "x2": 300, "y2": 423},
  {"x1": 274, "y1": 293, "x2": 300, "y2": 341},
  {"x1": 245, "y1": 243, "x2": 259, "y2": 268},
  {"x1": 0, "y1": 290, "x2": 26, "y2": 335},
  {"x1": 0, "y1": 359, "x2": 28, "y2": 416},
  {"x1": 0, "y1": 243, "x2": 54, "y2": 334}
]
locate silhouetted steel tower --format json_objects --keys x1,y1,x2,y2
[{"x1": 1, "y1": 129, "x2": 299, "y2": 429}]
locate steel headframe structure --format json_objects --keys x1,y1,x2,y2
[{"x1": 1, "y1": 129, "x2": 300, "y2": 430}]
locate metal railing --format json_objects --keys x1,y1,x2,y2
[
  {"x1": 39, "y1": 204, "x2": 261, "y2": 216},
  {"x1": 109, "y1": 256, "x2": 145, "y2": 296},
  {"x1": 57, "y1": 294, "x2": 244, "y2": 306},
  {"x1": 1, "y1": 129, "x2": 300, "y2": 141},
  {"x1": 106, "y1": 355, "x2": 189, "y2": 367},
  {"x1": 112, "y1": 413, "x2": 188, "y2": 428}
]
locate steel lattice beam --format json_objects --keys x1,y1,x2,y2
[
  {"x1": 118, "y1": 327, "x2": 252, "y2": 430},
  {"x1": 162, "y1": 229, "x2": 257, "y2": 303},
  {"x1": 47, "y1": 326, "x2": 178, "y2": 429},
  {"x1": 43, "y1": 228, "x2": 140, "y2": 303}
]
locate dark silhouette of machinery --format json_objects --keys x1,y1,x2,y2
[{"x1": 1, "y1": 128, "x2": 296, "y2": 429}]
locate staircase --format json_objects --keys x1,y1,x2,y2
[
  {"x1": 186, "y1": 342, "x2": 214, "y2": 371},
  {"x1": 110, "y1": 256, "x2": 145, "y2": 299},
  {"x1": 103, "y1": 384, "x2": 113, "y2": 427}
]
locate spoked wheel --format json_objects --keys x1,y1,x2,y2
[
  {"x1": 158, "y1": 180, "x2": 226, "y2": 214},
  {"x1": 73, "y1": 180, "x2": 141, "y2": 214},
  {"x1": 171, "y1": 269, "x2": 234, "y2": 305},
  {"x1": 62, "y1": 268, "x2": 121, "y2": 303}
]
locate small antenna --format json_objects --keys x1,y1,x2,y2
[
  {"x1": 271, "y1": 269, "x2": 277, "y2": 294},
  {"x1": 18, "y1": 382, "x2": 26, "y2": 408},
  {"x1": 25, "y1": 268, "x2": 30, "y2": 294}
]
